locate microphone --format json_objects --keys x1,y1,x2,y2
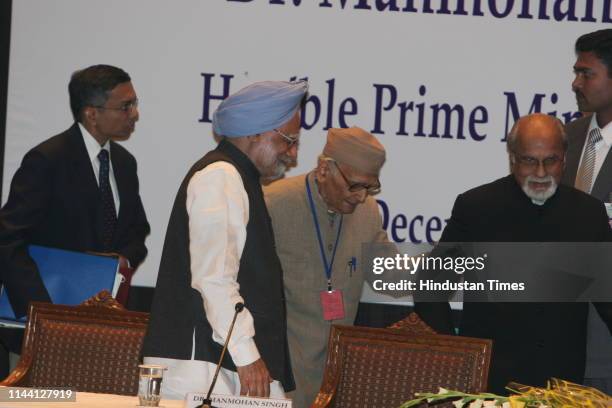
[{"x1": 197, "y1": 302, "x2": 245, "y2": 408}]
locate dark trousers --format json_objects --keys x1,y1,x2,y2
[{"x1": 0, "y1": 328, "x2": 24, "y2": 379}]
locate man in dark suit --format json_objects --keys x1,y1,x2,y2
[
  {"x1": 0, "y1": 65, "x2": 150, "y2": 372},
  {"x1": 416, "y1": 113, "x2": 612, "y2": 394},
  {"x1": 562, "y1": 29, "x2": 612, "y2": 393}
]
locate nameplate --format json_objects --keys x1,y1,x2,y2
[{"x1": 184, "y1": 393, "x2": 292, "y2": 408}]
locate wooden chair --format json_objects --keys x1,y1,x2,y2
[
  {"x1": 311, "y1": 321, "x2": 491, "y2": 408},
  {"x1": 387, "y1": 312, "x2": 438, "y2": 335},
  {"x1": 0, "y1": 291, "x2": 149, "y2": 395}
]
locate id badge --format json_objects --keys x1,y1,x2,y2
[{"x1": 320, "y1": 289, "x2": 345, "y2": 321}]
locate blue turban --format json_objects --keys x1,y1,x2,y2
[{"x1": 212, "y1": 80, "x2": 308, "y2": 138}]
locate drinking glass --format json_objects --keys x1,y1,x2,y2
[{"x1": 138, "y1": 364, "x2": 166, "y2": 407}]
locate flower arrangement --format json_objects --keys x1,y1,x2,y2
[{"x1": 398, "y1": 378, "x2": 611, "y2": 408}]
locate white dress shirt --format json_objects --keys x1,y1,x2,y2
[
  {"x1": 576, "y1": 115, "x2": 612, "y2": 195},
  {"x1": 78, "y1": 123, "x2": 120, "y2": 212},
  {"x1": 186, "y1": 161, "x2": 259, "y2": 365}
]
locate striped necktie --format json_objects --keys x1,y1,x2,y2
[
  {"x1": 576, "y1": 127, "x2": 603, "y2": 193},
  {"x1": 98, "y1": 149, "x2": 117, "y2": 250}
]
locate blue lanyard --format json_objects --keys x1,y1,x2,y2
[{"x1": 306, "y1": 175, "x2": 343, "y2": 291}]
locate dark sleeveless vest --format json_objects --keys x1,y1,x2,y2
[{"x1": 143, "y1": 140, "x2": 294, "y2": 391}]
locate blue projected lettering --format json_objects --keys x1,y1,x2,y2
[
  {"x1": 377, "y1": 199, "x2": 447, "y2": 244},
  {"x1": 372, "y1": 83, "x2": 489, "y2": 140},
  {"x1": 199, "y1": 73, "x2": 579, "y2": 141},
  {"x1": 502, "y1": 91, "x2": 580, "y2": 140},
  {"x1": 227, "y1": 0, "x2": 612, "y2": 23}
]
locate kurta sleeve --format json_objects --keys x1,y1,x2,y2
[{"x1": 186, "y1": 161, "x2": 260, "y2": 367}]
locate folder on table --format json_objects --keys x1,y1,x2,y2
[{"x1": 0, "y1": 245, "x2": 120, "y2": 326}]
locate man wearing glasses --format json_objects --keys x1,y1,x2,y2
[
  {"x1": 0, "y1": 64, "x2": 150, "y2": 373},
  {"x1": 415, "y1": 113, "x2": 612, "y2": 394},
  {"x1": 264, "y1": 127, "x2": 393, "y2": 408},
  {"x1": 144, "y1": 80, "x2": 308, "y2": 400}
]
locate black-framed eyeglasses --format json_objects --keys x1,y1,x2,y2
[
  {"x1": 93, "y1": 98, "x2": 139, "y2": 113},
  {"x1": 512, "y1": 154, "x2": 563, "y2": 170},
  {"x1": 332, "y1": 161, "x2": 381, "y2": 195},
  {"x1": 273, "y1": 129, "x2": 299, "y2": 148}
]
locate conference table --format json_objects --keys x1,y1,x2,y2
[{"x1": 0, "y1": 390, "x2": 184, "y2": 408}]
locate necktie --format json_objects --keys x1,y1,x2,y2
[
  {"x1": 576, "y1": 127, "x2": 603, "y2": 193},
  {"x1": 98, "y1": 149, "x2": 117, "y2": 250}
]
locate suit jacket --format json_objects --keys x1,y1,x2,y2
[
  {"x1": 562, "y1": 115, "x2": 612, "y2": 202},
  {"x1": 562, "y1": 115, "x2": 612, "y2": 381},
  {"x1": 264, "y1": 173, "x2": 392, "y2": 408},
  {"x1": 415, "y1": 175, "x2": 612, "y2": 394},
  {"x1": 0, "y1": 123, "x2": 150, "y2": 317}
]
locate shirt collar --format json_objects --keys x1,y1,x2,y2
[
  {"x1": 589, "y1": 114, "x2": 612, "y2": 148},
  {"x1": 308, "y1": 172, "x2": 337, "y2": 215},
  {"x1": 78, "y1": 123, "x2": 110, "y2": 163}
]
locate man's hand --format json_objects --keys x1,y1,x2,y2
[{"x1": 236, "y1": 358, "x2": 272, "y2": 397}]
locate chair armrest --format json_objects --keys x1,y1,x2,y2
[
  {"x1": 310, "y1": 390, "x2": 334, "y2": 408},
  {"x1": 0, "y1": 356, "x2": 32, "y2": 387}
]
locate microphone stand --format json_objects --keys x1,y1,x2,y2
[{"x1": 197, "y1": 302, "x2": 245, "y2": 408}]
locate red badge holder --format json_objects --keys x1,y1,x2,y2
[{"x1": 320, "y1": 289, "x2": 345, "y2": 321}]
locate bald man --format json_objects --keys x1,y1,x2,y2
[
  {"x1": 416, "y1": 113, "x2": 612, "y2": 394},
  {"x1": 264, "y1": 127, "x2": 396, "y2": 407}
]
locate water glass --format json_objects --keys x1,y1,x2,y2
[{"x1": 138, "y1": 364, "x2": 166, "y2": 407}]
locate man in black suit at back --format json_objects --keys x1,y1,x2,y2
[
  {"x1": 416, "y1": 113, "x2": 612, "y2": 394},
  {"x1": 563, "y1": 29, "x2": 612, "y2": 393},
  {"x1": 0, "y1": 64, "x2": 150, "y2": 374}
]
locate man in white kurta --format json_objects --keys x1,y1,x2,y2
[{"x1": 143, "y1": 80, "x2": 308, "y2": 400}]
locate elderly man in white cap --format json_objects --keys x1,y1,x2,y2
[
  {"x1": 143, "y1": 80, "x2": 308, "y2": 400},
  {"x1": 264, "y1": 127, "x2": 395, "y2": 407}
]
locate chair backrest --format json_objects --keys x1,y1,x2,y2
[
  {"x1": 312, "y1": 325, "x2": 491, "y2": 408},
  {"x1": 0, "y1": 297, "x2": 149, "y2": 395},
  {"x1": 387, "y1": 312, "x2": 438, "y2": 335}
]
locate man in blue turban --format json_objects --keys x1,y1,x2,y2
[{"x1": 144, "y1": 80, "x2": 308, "y2": 400}]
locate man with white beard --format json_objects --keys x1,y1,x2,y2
[
  {"x1": 507, "y1": 113, "x2": 565, "y2": 205},
  {"x1": 415, "y1": 113, "x2": 612, "y2": 394}
]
